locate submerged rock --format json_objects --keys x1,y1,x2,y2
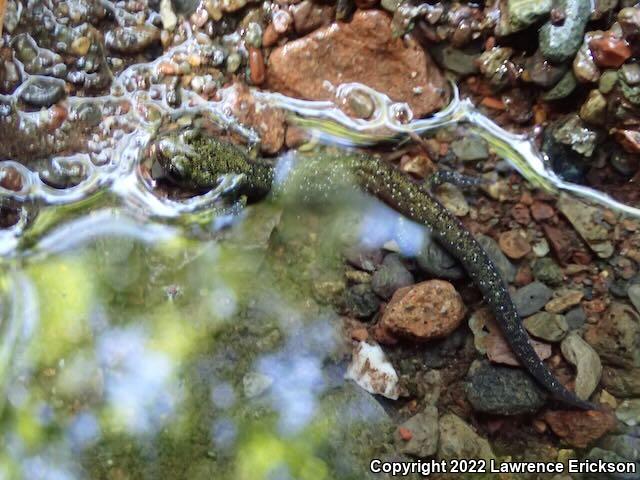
[
  {"x1": 19, "y1": 76, "x2": 65, "y2": 107},
  {"x1": 395, "y1": 406, "x2": 439, "y2": 457},
  {"x1": 602, "y1": 366, "x2": 640, "y2": 398},
  {"x1": 379, "y1": 280, "x2": 466, "y2": 341},
  {"x1": 415, "y1": 236, "x2": 464, "y2": 280},
  {"x1": 513, "y1": 281, "x2": 553, "y2": 317},
  {"x1": 346, "y1": 341, "x2": 400, "y2": 400},
  {"x1": 371, "y1": 254, "x2": 414, "y2": 300},
  {"x1": 539, "y1": 0, "x2": 592, "y2": 62},
  {"x1": 465, "y1": 363, "x2": 547, "y2": 415},
  {"x1": 266, "y1": 10, "x2": 450, "y2": 118},
  {"x1": 524, "y1": 311, "x2": 569, "y2": 342},
  {"x1": 584, "y1": 302, "x2": 640, "y2": 369},
  {"x1": 438, "y1": 414, "x2": 495, "y2": 461},
  {"x1": 477, "y1": 234, "x2": 516, "y2": 283},
  {"x1": 544, "y1": 409, "x2": 618, "y2": 448},
  {"x1": 560, "y1": 332, "x2": 602, "y2": 400},
  {"x1": 450, "y1": 135, "x2": 489, "y2": 162}
]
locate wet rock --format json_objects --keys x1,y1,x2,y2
[
  {"x1": 434, "y1": 183, "x2": 469, "y2": 217},
  {"x1": 546, "y1": 290, "x2": 584, "y2": 313},
  {"x1": 564, "y1": 307, "x2": 587, "y2": 330},
  {"x1": 558, "y1": 194, "x2": 613, "y2": 257},
  {"x1": 499, "y1": 229, "x2": 531, "y2": 260},
  {"x1": 524, "y1": 311, "x2": 569, "y2": 341},
  {"x1": 415, "y1": 237, "x2": 464, "y2": 280},
  {"x1": 291, "y1": 0, "x2": 334, "y2": 35},
  {"x1": 599, "y1": 434, "x2": 640, "y2": 463},
  {"x1": 553, "y1": 115, "x2": 601, "y2": 158},
  {"x1": 438, "y1": 414, "x2": 495, "y2": 461},
  {"x1": 105, "y1": 25, "x2": 161, "y2": 54},
  {"x1": 579, "y1": 89, "x2": 607, "y2": 125},
  {"x1": 431, "y1": 45, "x2": 480, "y2": 75},
  {"x1": 561, "y1": 332, "x2": 602, "y2": 400},
  {"x1": 628, "y1": 284, "x2": 640, "y2": 313},
  {"x1": 343, "y1": 284, "x2": 380, "y2": 319},
  {"x1": 513, "y1": 281, "x2": 554, "y2": 317},
  {"x1": 541, "y1": 70, "x2": 578, "y2": 101},
  {"x1": 602, "y1": 366, "x2": 640, "y2": 398},
  {"x1": 526, "y1": 50, "x2": 569, "y2": 88},
  {"x1": 584, "y1": 303, "x2": 640, "y2": 369},
  {"x1": 616, "y1": 399, "x2": 640, "y2": 426},
  {"x1": 533, "y1": 258, "x2": 564, "y2": 286},
  {"x1": 346, "y1": 341, "x2": 400, "y2": 399},
  {"x1": 573, "y1": 32, "x2": 602, "y2": 83},
  {"x1": 266, "y1": 10, "x2": 449, "y2": 118},
  {"x1": 344, "y1": 246, "x2": 383, "y2": 272},
  {"x1": 497, "y1": 0, "x2": 552, "y2": 35},
  {"x1": 477, "y1": 234, "x2": 516, "y2": 283},
  {"x1": 599, "y1": 69, "x2": 619, "y2": 93},
  {"x1": 544, "y1": 409, "x2": 617, "y2": 448},
  {"x1": 476, "y1": 47, "x2": 514, "y2": 89},
  {"x1": 0, "y1": 54, "x2": 21, "y2": 94},
  {"x1": 466, "y1": 363, "x2": 547, "y2": 415},
  {"x1": 450, "y1": 135, "x2": 489, "y2": 162},
  {"x1": 380, "y1": 280, "x2": 466, "y2": 342},
  {"x1": 371, "y1": 254, "x2": 414, "y2": 300},
  {"x1": 395, "y1": 406, "x2": 439, "y2": 457},
  {"x1": 19, "y1": 76, "x2": 65, "y2": 107},
  {"x1": 589, "y1": 33, "x2": 632, "y2": 68},
  {"x1": 160, "y1": 0, "x2": 178, "y2": 30},
  {"x1": 223, "y1": 83, "x2": 285, "y2": 154},
  {"x1": 539, "y1": 0, "x2": 591, "y2": 62},
  {"x1": 531, "y1": 201, "x2": 555, "y2": 221}
]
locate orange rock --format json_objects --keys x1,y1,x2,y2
[
  {"x1": 398, "y1": 426, "x2": 413, "y2": 441},
  {"x1": 480, "y1": 96, "x2": 506, "y2": 110},
  {"x1": 531, "y1": 201, "x2": 555, "y2": 222},
  {"x1": 379, "y1": 280, "x2": 466, "y2": 341},
  {"x1": 499, "y1": 229, "x2": 532, "y2": 259},
  {"x1": 614, "y1": 129, "x2": 640, "y2": 154},
  {"x1": 543, "y1": 409, "x2": 617, "y2": 448},
  {"x1": 248, "y1": 48, "x2": 265, "y2": 85},
  {"x1": 511, "y1": 203, "x2": 531, "y2": 225},
  {"x1": 589, "y1": 34, "x2": 632, "y2": 68},
  {"x1": 266, "y1": 10, "x2": 449, "y2": 118}
]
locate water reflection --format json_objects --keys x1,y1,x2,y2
[{"x1": 0, "y1": 182, "x2": 398, "y2": 479}]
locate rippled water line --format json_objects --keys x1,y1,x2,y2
[{"x1": 265, "y1": 85, "x2": 640, "y2": 219}]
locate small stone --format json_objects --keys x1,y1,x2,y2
[
  {"x1": 579, "y1": 89, "x2": 607, "y2": 126},
  {"x1": 524, "y1": 311, "x2": 569, "y2": 342},
  {"x1": 345, "y1": 341, "x2": 400, "y2": 399},
  {"x1": 345, "y1": 89, "x2": 375, "y2": 119},
  {"x1": 435, "y1": 183, "x2": 469, "y2": 217},
  {"x1": 599, "y1": 69, "x2": 619, "y2": 93},
  {"x1": 584, "y1": 302, "x2": 640, "y2": 369},
  {"x1": 629, "y1": 284, "x2": 640, "y2": 313},
  {"x1": 19, "y1": 77, "x2": 65, "y2": 108},
  {"x1": 466, "y1": 363, "x2": 547, "y2": 415},
  {"x1": 589, "y1": 33, "x2": 632, "y2": 68},
  {"x1": 546, "y1": 290, "x2": 584, "y2": 313},
  {"x1": 371, "y1": 254, "x2": 414, "y2": 300},
  {"x1": 438, "y1": 414, "x2": 495, "y2": 461},
  {"x1": 558, "y1": 194, "x2": 612, "y2": 258},
  {"x1": 621, "y1": 63, "x2": 640, "y2": 86},
  {"x1": 106, "y1": 25, "x2": 161, "y2": 54},
  {"x1": 415, "y1": 237, "x2": 464, "y2": 280},
  {"x1": 513, "y1": 281, "x2": 554, "y2": 317},
  {"x1": 450, "y1": 136, "x2": 489, "y2": 162},
  {"x1": 544, "y1": 410, "x2": 618, "y2": 448},
  {"x1": 561, "y1": 332, "x2": 602, "y2": 400},
  {"x1": 498, "y1": 0, "x2": 552, "y2": 35},
  {"x1": 531, "y1": 201, "x2": 555, "y2": 222},
  {"x1": 539, "y1": 0, "x2": 591, "y2": 62},
  {"x1": 380, "y1": 280, "x2": 466, "y2": 342},
  {"x1": 344, "y1": 246, "x2": 383, "y2": 272},
  {"x1": 615, "y1": 399, "x2": 640, "y2": 426},
  {"x1": 248, "y1": 48, "x2": 265, "y2": 85},
  {"x1": 70, "y1": 36, "x2": 91, "y2": 56},
  {"x1": 272, "y1": 10, "x2": 292, "y2": 33},
  {"x1": 477, "y1": 234, "x2": 516, "y2": 283},
  {"x1": 160, "y1": 0, "x2": 178, "y2": 30},
  {"x1": 498, "y1": 229, "x2": 531, "y2": 260},
  {"x1": 533, "y1": 258, "x2": 564, "y2": 286},
  {"x1": 565, "y1": 306, "x2": 587, "y2": 329},
  {"x1": 542, "y1": 70, "x2": 578, "y2": 101},
  {"x1": 543, "y1": 225, "x2": 573, "y2": 263},
  {"x1": 431, "y1": 45, "x2": 480, "y2": 75},
  {"x1": 533, "y1": 239, "x2": 551, "y2": 258},
  {"x1": 395, "y1": 406, "x2": 439, "y2": 457},
  {"x1": 343, "y1": 284, "x2": 380, "y2": 319},
  {"x1": 243, "y1": 372, "x2": 273, "y2": 398},
  {"x1": 602, "y1": 366, "x2": 640, "y2": 398}
]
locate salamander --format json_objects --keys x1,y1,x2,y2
[{"x1": 153, "y1": 131, "x2": 597, "y2": 411}]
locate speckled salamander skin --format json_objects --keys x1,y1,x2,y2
[{"x1": 163, "y1": 137, "x2": 597, "y2": 411}]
